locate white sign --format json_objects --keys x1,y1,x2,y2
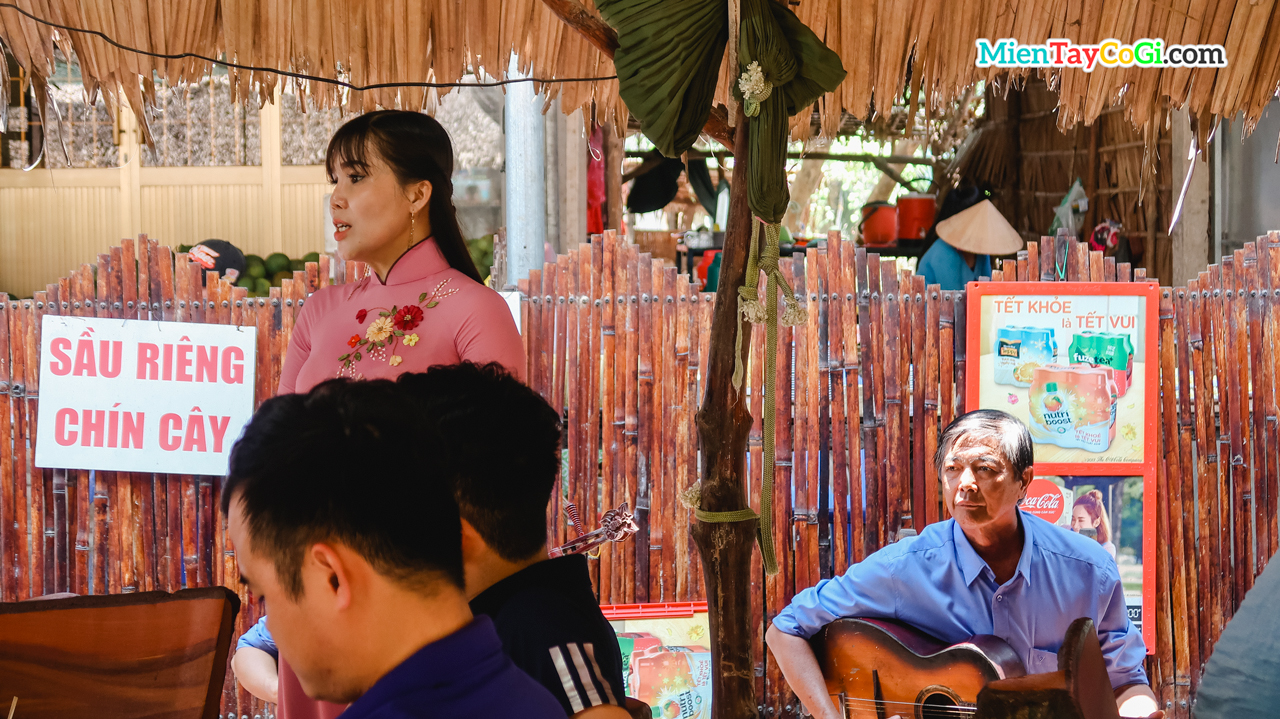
[{"x1": 35, "y1": 316, "x2": 258, "y2": 475}]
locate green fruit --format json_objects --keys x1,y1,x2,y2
[
  {"x1": 254, "y1": 278, "x2": 272, "y2": 295},
  {"x1": 265, "y1": 252, "x2": 292, "y2": 275},
  {"x1": 247, "y1": 263, "x2": 267, "y2": 279},
  {"x1": 246, "y1": 254, "x2": 265, "y2": 267},
  {"x1": 236, "y1": 276, "x2": 255, "y2": 289},
  {"x1": 302, "y1": 252, "x2": 320, "y2": 263},
  {"x1": 290, "y1": 259, "x2": 305, "y2": 272},
  {"x1": 272, "y1": 270, "x2": 293, "y2": 286},
  {"x1": 177, "y1": 244, "x2": 193, "y2": 253}
]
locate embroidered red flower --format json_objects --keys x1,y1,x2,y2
[
  {"x1": 347, "y1": 334, "x2": 360, "y2": 348},
  {"x1": 356, "y1": 309, "x2": 368, "y2": 323},
  {"x1": 393, "y1": 304, "x2": 424, "y2": 331}
]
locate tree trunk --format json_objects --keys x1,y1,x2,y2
[
  {"x1": 782, "y1": 140, "x2": 828, "y2": 235},
  {"x1": 691, "y1": 103, "x2": 758, "y2": 719}
]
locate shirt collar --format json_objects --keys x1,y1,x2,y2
[
  {"x1": 952, "y1": 511, "x2": 1036, "y2": 588},
  {"x1": 379, "y1": 236, "x2": 451, "y2": 286},
  {"x1": 470, "y1": 555, "x2": 590, "y2": 618},
  {"x1": 341, "y1": 616, "x2": 501, "y2": 718}
]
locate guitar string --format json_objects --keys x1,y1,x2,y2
[
  {"x1": 840, "y1": 706, "x2": 975, "y2": 718},
  {"x1": 837, "y1": 697, "x2": 976, "y2": 708},
  {"x1": 839, "y1": 697, "x2": 977, "y2": 715},
  {"x1": 839, "y1": 706, "x2": 967, "y2": 716},
  {"x1": 839, "y1": 706, "x2": 967, "y2": 711},
  {"x1": 840, "y1": 703, "x2": 974, "y2": 714},
  {"x1": 841, "y1": 707, "x2": 974, "y2": 715}
]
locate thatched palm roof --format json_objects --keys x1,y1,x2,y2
[{"x1": 1, "y1": 0, "x2": 1277, "y2": 148}]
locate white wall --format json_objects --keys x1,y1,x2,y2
[{"x1": 1218, "y1": 98, "x2": 1280, "y2": 260}]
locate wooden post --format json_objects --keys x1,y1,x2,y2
[
  {"x1": 690, "y1": 104, "x2": 757, "y2": 718},
  {"x1": 604, "y1": 122, "x2": 625, "y2": 232}
]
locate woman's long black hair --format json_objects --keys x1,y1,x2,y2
[{"x1": 325, "y1": 111, "x2": 483, "y2": 285}]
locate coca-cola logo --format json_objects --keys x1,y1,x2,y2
[{"x1": 1022, "y1": 478, "x2": 1066, "y2": 523}]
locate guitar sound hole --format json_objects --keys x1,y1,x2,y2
[{"x1": 920, "y1": 692, "x2": 960, "y2": 719}]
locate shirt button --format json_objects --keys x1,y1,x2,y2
[{"x1": 997, "y1": 595, "x2": 1004, "y2": 601}]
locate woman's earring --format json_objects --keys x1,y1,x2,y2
[{"x1": 410, "y1": 210, "x2": 416, "y2": 248}]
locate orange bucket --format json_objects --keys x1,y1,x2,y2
[
  {"x1": 896, "y1": 193, "x2": 936, "y2": 240},
  {"x1": 859, "y1": 202, "x2": 898, "y2": 246}
]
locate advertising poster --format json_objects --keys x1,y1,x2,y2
[
  {"x1": 966, "y1": 283, "x2": 1159, "y2": 474},
  {"x1": 606, "y1": 605, "x2": 711, "y2": 719},
  {"x1": 35, "y1": 316, "x2": 258, "y2": 476},
  {"x1": 1028, "y1": 475, "x2": 1146, "y2": 633},
  {"x1": 967, "y1": 282, "x2": 1158, "y2": 650}
]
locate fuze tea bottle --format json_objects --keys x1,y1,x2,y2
[{"x1": 1067, "y1": 332, "x2": 1134, "y2": 396}]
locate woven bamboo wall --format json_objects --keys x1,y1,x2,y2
[
  {"x1": 2, "y1": 229, "x2": 1278, "y2": 718},
  {"x1": 959, "y1": 80, "x2": 1175, "y2": 282}
]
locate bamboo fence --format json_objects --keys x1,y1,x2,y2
[
  {"x1": 2, "y1": 229, "x2": 1278, "y2": 718},
  {"x1": 0, "y1": 236, "x2": 336, "y2": 719}
]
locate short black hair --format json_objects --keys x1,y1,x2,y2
[
  {"x1": 935, "y1": 409, "x2": 1035, "y2": 481},
  {"x1": 396, "y1": 363, "x2": 563, "y2": 562},
  {"x1": 221, "y1": 378, "x2": 464, "y2": 598}
]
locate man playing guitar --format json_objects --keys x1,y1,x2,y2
[{"x1": 766, "y1": 410, "x2": 1162, "y2": 719}]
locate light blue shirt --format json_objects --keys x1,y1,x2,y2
[
  {"x1": 772, "y1": 511, "x2": 1147, "y2": 688},
  {"x1": 236, "y1": 615, "x2": 277, "y2": 660},
  {"x1": 917, "y1": 239, "x2": 991, "y2": 291}
]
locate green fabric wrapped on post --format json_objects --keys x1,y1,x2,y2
[
  {"x1": 737, "y1": 0, "x2": 847, "y2": 223},
  {"x1": 595, "y1": 0, "x2": 728, "y2": 159}
]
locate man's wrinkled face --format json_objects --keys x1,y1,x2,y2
[
  {"x1": 940, "y1": 433, "x2": 1030, "y2": 534},
  {"x1": 227, "y1": 496, "x2": 348, "y2": 702}
]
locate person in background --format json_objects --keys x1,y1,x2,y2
[
  {"x1": 231, "y1": 615, "x2": 277, "y2": 703},
  {"x1": 1194, "y1": 555, "x2": 1280, "y2": 718},
  {"x1": 223, "y1": 379, "x2": 563, "y2": 719},
  {"x1": 917, "y1": 196, "x2": 1023, "y2": 291},
  {"x1": 277, "y1": 109, "x2": 524, "y2": 395},
  {"x1": 1072, "y1": 489, "x2": 1117, "y2": 561},
  {"x1": 397, "y1": 363, "x2": 634, "y2": 719},
  {"x1": 230, "y1": 109, "x2": 527, "y2": 718},
  {"x1": 189, "y1": 238, "x2": 247, "y2": 286}
]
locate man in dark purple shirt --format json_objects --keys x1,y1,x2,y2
[{"x1": 222, "y1": 378, "x2": 563, "y2": 718}]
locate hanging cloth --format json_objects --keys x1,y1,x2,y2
[
  {"x1": 594, "y1": 0, "x2": 728, "y2": 159},
  {"x1": 736, "y1": 0, "x2": 847, "y2": 223},
  {"x1": 596, "y1": 0, "x2": 845, "y2": 577}
]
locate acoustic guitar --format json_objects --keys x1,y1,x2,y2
[
  {"x1": 810, "y1": 617, "x2": 1026, "y2": 719},
  {"x1": 810, "y1": 616, "x2": 1121, "y2": 719}
]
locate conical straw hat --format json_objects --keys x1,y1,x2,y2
[{"x1": 935, "y1": 200, "x2": 1024, "y2": 256}]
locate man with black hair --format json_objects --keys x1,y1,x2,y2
[
  {"x1": 222, "y1": 378, "x2": 562, "y2": 718},
  {"x1": 397, "y1": 363, "x2": 631, "y2": 719}
]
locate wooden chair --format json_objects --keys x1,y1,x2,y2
[{"x1": 0, "y1": 587, "x2": 239, "y2": 719}]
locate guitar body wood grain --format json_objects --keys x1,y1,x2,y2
[{"x1": 811, "y1": 618, "x2": 1027, "y2": 719}]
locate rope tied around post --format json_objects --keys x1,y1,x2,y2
[{"x1": 687, "y1": 217, "x2": 806, "y2": 577}]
